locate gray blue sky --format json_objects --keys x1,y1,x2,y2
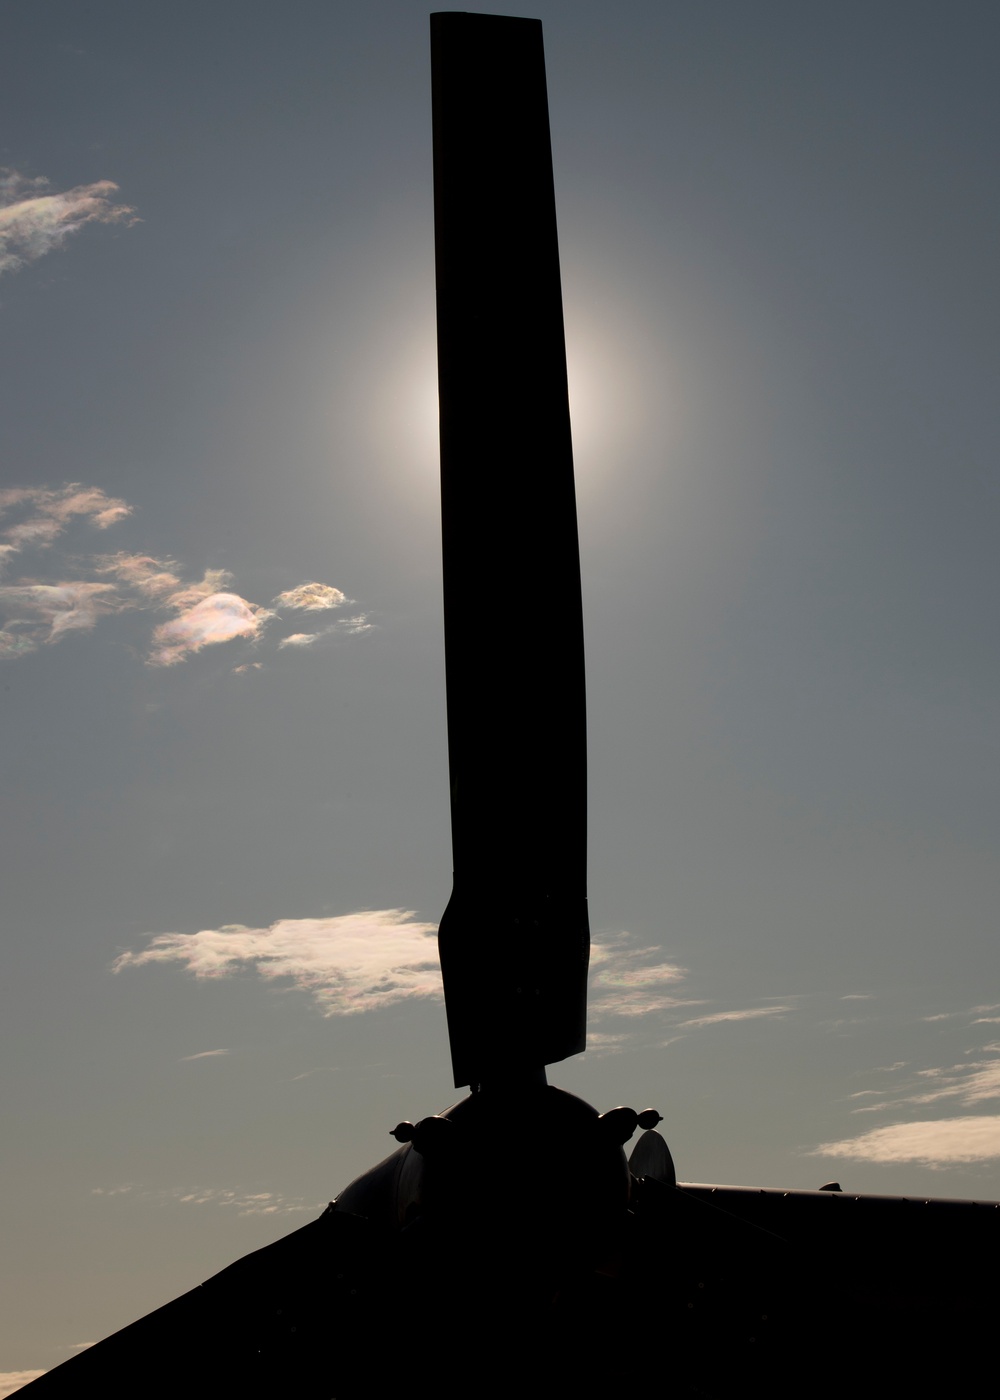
[{"x1": 2, "y1": 1, "x2": 999, "y2": 1388}]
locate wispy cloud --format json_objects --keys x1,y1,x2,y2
[
  {"x1": 0, "y1": 484, "x2": 363, "y2": 667},
  {"x1": 589, "y1": 934, "x2": 688, "y2": 1018},
  {"x1": 0, "y1": 483, "x2": 130, "y2": 571},
  {"x1": 922, "y1": 1003, "x2": 1000, "y2": 1024},
  {"x1": 0, "y1": 1370, "x2": 47, "y2": 1397},
  {"x1": 676, "y1": 1006, "x2": 792, "y2": 1029},
  {"x1": 179, "y1": 1048, "x2": 230, "y2": 1061},
  {"x1": 812, "y1": 1116, "x2": 1000, "y2": 1166},
  {"x1": 93, "y1": 1182, "x2": 321, "y2": 1217},
  {"x1": 112, "y1": 910, "x2": 442, "y2": 1016},
  {"x1": 584, "y1": 934, "x2": 797, "y2": 1051},
  {"x1": 0, "y1": 580, "x2": 118, "y2": 655},
  {"x1": 0, "y1": 169, "x2": 136, "y2": 278},
  {"x1": 276, "y1": 616, "x2": 373, "y2": 650},
  {"x1": 849, "y1": 1045, "x2": 1000, "y2": 1115},
  {"x1": 171, "y1": 1186, "x2": 320, "y2": 1216}
]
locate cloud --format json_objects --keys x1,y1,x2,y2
[
  {"x1": 112, "y1": 910, "x2": 442, "y2": 1016},
  {"x1": 274, "y1": 582, "x2": 347, "y2": 611},
  {"x1": 0, "y1": 1371, "x2": 47, "y2": 1397},
  {"x1": 277, "y1": 616, "x2": 373, "y2": 649},
  {"x1": 93, "y1": 1182, "x2": 320, "y2": 1217},
  {"x1": 0, "y1": 490, "x2": 361, "y2": 668},
  {"x1": 676, "y1": 1006, "x2": 792, "y2": 1029},
  {"x1": 171, "y1": 1186, "x2": 319, "y2": 1216},
  {"x1": 850, "y1": 1051, "x2": 1000, "y2": 1116},
  {"x1": 812, "y1": 1116, "x2": 1000, "y2": 1166},
  {"x1": 95, "y1": 551, "x2": 186, "y2": 601},
  {"x1": 585, "y1": 1031, "x2": 628, "y2": 1053},
  {"x1": 840, "y1": 993, "x2": 874, "y2": 1001},
  {"x1": 588, "y1": 935, "x2": 688, "y2": 1018},
  {"x1": 922, "y1": 1003, "x2": 1000, "y2": 1023},
  {"x1": 148, "y1": 591, "x2": 271, "y2": 666},
  {"x1": 0, "y1": 484, "x2": 131, "y2": 570},
  {"x1": 180, "y1": 1049, "x2": 230, "y2": 1061},
  {"x1": 0, "y1": 580, "x2": 118, "y2": 653},
  {"x1": 99, "y1": 556, "x2": 276, "y2": 664},
  {"x1": 0, "y1": 169, "x2": 136, "y2": 278}
]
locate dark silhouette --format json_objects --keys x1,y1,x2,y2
[{"x1": 21, "y1": 14, "x2": 999, "y2": 1397}]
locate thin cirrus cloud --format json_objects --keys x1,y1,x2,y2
[
  {"x1": 0, "y1": 483, "x2": 366, "y2": 665},
  {"x1": 847, "y1": 1044, "x2": 1000, "y2": 1116},
  {"x1": 0, "y1": 169, "x2": 137, "y2": 278},
  {"x1": 92, "y1": 1183, "x2": 320, "y2": 1217},
  {"x1": 676, "y1": 1006, "x2": 793, "y2": 1030},
  {"x1": 588, "y1": 934, "x2": 688, "y2": 1018},
  {"x1": 812, "y1": 1116, "x2": 1000, "y2": 1166},
  {"x1": 922, "y1": 1003, "x2": 1000, "y2": 1024}
]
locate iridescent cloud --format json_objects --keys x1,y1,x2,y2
[
  {"x1": 0, "y1": 484, "x2": 131, "y2": 571},
  {"x1": 149, "y1": 591, "x2": 271, "y2": 667},
  {"x1": 0, "y1": 169, "x2": 136, "y2": 278},
  {"x1": 273, "y1": 583, "x2": 347, "y2": 611},
  {"x1": 0, "y1": 488, "x2": 359, "y2": 667},
  {"x1": 0, "y1": 580, "x2": 118, "y2": 655}
]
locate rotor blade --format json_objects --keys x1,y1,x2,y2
[{"x1": 431, "y1": 12, "x2": 589, "y2": 1087}]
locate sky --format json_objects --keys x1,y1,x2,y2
[{"x1": 1, "y1": 0, "x2": 999, "y2": 1386}]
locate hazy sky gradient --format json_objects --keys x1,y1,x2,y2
[{"x1": 2, "y1": 0, "x2": 999, "y2": 1383}]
